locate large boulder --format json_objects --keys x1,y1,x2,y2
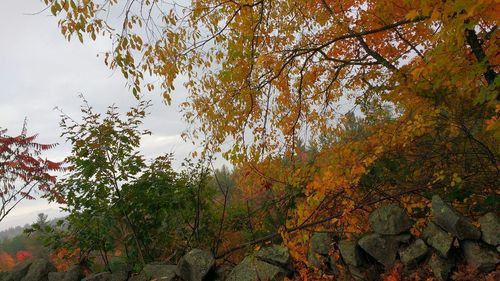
[
  {"x1": 479, "y1": 212, "x2": 500, "y2": 246},
  {"x1": 226, "y1": 254, "x2": 287, "y2": 281},
  {"x1": 48, "y1": 265, "x2": 85, "y2": 281},
  {"x1": 82, "y1": 272, "x2": 112, "y2": 281},
  {"x1": 65, "y1": 265, "x2": 86, "y2": 281},
  {"x1": 399, "y1": 239, "x2": 429, "y2": 268},
  {"x1": 392, "y1": 233, "x2": 412, "y2": 244},
  {"x1": 358, "y1": 233, "x2": 399, "y2": 268},
  {"x1": 2, "y1": 260, "x2": 33, "y2": 281},
  {"x1": 369, "y1": 204, "x2": 412, "y2": 235},
  {"x1": 130, "y1": 264, "x2": 177, "y2": 281},
  {"x1": 21, "y1": 259, "x2": 56, "y2": 281},
  {"x1": 255, "y1": 245, "x2": 290, "y2": 267},
  {"x1": 81, "y1": 271, "x2": 127, "y2": 281},
  {"x1": 177, "y1": 249, "x2": 215, "y2": 281},
  {"x1": 429, "y1": 253, "x2": 454, "y2": 281},
  {"x1": 431, "y1": 195, "x2": 480, "y2": 240},
  {"x1": 108, "y1": 257, "x2": 131, "y2": 274},
  {"x1": 309, "y1": 232, "x2": 332, "y2": 255},
  {"x1": 307, "y1": 233, "x2": 332, "y2": 269},
  {"x1": 346, "y1": 266, "x2": 365, "y2": 281},
  {"x1": 422, "y1": 222, "x2": 454, "y2": 257},
  {"x1": 110, "y1": 271, "x2": 128, "y2": 281},
  {"x1": 214, "y1": 265, "x2": 233, "y2": 281},
  {"x1": 307, "y1": 251, "x2": 322, "y2": 268},
  {"x1": 338, "y1": 240, "x2": 363, "y2": 267},
  {"x1": 83, "y1": 272, "x2": 127, "y2": 281},
  {"x1": 348, "y1": 264, "x2": 380, "y2": 281},
  {"x1": 307, "y1": 232, "x2": 331, "y2": 268},
  {"x1": 462, "y1": 241, "x2": 500, "y2": 272},
  {"x1": 48, "y1": 272, "x2": 67, "y2": 281}
]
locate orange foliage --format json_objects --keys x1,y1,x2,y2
[
  {"x1": 382, "y1": 261, "x2": 403, "y2": 281},
  {"x1": 452, "y1": 265, "x2": 500, "y2": 281},
  {"x1": 217, "y1": 231, "x2": 246, "y2": 264},
  {"x1": 50, "y1": 248, "x2": 81, "y2": 272},
  {"x1": 0, "y1": 252, "x2": 15, "y2": 272}
]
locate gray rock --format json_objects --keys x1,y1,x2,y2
[
  {"x1": 306, "y1": 233, "x2": 331, "y2": 268},
  {"x1": 399, "y1": 239, "x2": 429, "y2": 267},
  {"x1": 82, "y1": 272, "x2": 111, "y2": 281},
  {"x1": 338, "y1": 240, "x2": 363, "y2": 267},
  {"x1": 110, "y1": 271, "x2": 128, "y2": 281},
  {"x1": 479, "y1": 212, "x2": 500, "y2": 246},
  {"x1": 429, "y1": 253, "x2": 454, "y2": 281},
  {"x1": 255, "y1": 245, "x2": 290, "y2": 267},
  {"x1": 347, "y1": 264, "x2": 379, "y2": 281},
  {"x1": 422, "y1": 222, "x2": 454, "y2": 257},
  {"x1": 226, "y1": 255, "x2": 286, "y2": 281},
  {"x1": 108, "y1": 257, "x2": 131, "y2": 274},
  {"x1": 177, "y1": 249, "x2": 215, "y2": 281},
  {"x1": 48, "y1": 272, "x2": 67, "y2": 281},
  {"x1": 462, "y1": 241, "x2": 500, "y2": 272},
  {"x1": 66, "y1": 265, "x2": 85, "y2": 281},
  {"x1": 393, "y1": 234, "x2": 412, "y2": 243},
  {"x1": 131, "y1": 264, "x2": 177, "y2": 281},
  {"x1": 3, "y1": 260, "x2": 32, "y2": 281},
  {"x1": 358, "y1": 233, "x2": 399, "y2": 268},
  {"x1": 431, "y1": 195, "x2": 480, "y2": 240},
  {"x1": 48, "y1": 265, "x2": 85, "y2": 281},
  {"x1": 214, "y1": 265, "x2": 233, "y2": 281},
  {"x1": 347, "y1": 266, "x2": 366, "y2": 281},
  {"x1": 142, "y1": 264, "x2": 177, "y2": 281},
  {"x1": 309, "y1": 232, "x2": 332, "y2": 255},
  {"x1": 369, "y1": 204, "x2": 412, "y2": 235},
  {"x1": 307, "y1": 250, "x2": 322, "y2": 268},
  {"x1": 21, "y1": 259, "x2": 56, "y2": 281},
  {"x1": 82, "y1": 271, "x2": 127, "y2": 281}
]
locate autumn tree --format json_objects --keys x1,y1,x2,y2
[
  {"x1": 43, "y1": 0, "x2": 499, "y2": 261},
  {"x1": 0, "y1": 121, "x2": 62, "y2": 222}
]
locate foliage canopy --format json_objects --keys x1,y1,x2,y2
[{"x1": 43, "y1": 0, "x2": 499, "y2": 262}]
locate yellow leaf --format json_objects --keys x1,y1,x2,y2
[
  {"x1": 411, "y1": 66, "x2": 424, "y2": 80},
  {"x1": 406, "y1": 10, "x2": 419, "y2": 20},
  {"x1": 431, "y1": 9, "x2": 440, "y2": 21}
]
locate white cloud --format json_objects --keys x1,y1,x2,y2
[{"x1": 0, "y1": 199, "x2": 66, "y2": 230}]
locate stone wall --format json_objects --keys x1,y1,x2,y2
[
  {"x1": 1, "y1": 195, "x2": 498, "y2": 281},
  {"x1": 308, "y1": 195, "x2": 499, "y2": 280}
]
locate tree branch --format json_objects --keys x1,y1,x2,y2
[{"x1": 465, "y1": 28, "x2": 498, "y2": 100}]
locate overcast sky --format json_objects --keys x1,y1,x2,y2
[{"x1": 0, "y1": 1, "x2": 211, "y2": 230}]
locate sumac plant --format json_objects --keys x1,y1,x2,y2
[{"x1": 0, "y1": 120, "x2": 62, "y2": 222}]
